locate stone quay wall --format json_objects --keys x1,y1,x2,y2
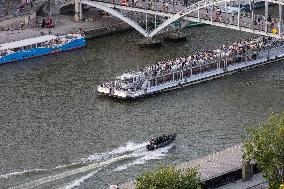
[{"x1": 83, "y1": 22, "x2": 132, "y2": 39}]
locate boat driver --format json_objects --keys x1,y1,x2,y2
[{"x1": 149, "y1": 138, "x2": 155, "y2": 145}]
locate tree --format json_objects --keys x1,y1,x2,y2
[
  {"x1": 135, "y1": 165, "x2": 201, "y2": 189},
  {"x1": 243, "y1": 112, "x2": 284, "y2": 189}
]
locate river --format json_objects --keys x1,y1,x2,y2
[{"x1": 0, "y1": 25, "x2": 283, "y2": 189}]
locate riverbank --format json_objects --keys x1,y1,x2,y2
[{"x1": 0, "y1": 15, "x2": 132, "y2": 44}]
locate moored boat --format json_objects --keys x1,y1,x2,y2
[
  {"x1": 146, "y1": 133, "x2": 176, "y2": 151},
  {"x1": 97, "y1": 36, "x2": 284, "y2": 99},
  {"x1": 0, "y1": 34, "x2": 86, "y2": 64}
]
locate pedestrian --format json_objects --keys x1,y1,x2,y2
[
  {"x1": 205, "y1": 9, "x2": 208, "y2": 20},
  {"x1": 183, "y1": 0, "x2": 188, "y2": 7},
  {"x1": 148, "y1": 0, "x2": 152, "y2": 9},
  {"x1": 165, "y1": 1, "x2": 168, "y2": 10},
  {"x1": 267, "y1": 15, "x2": 272, "y2": 22},
  {"x1": 162, "y1": 0, "x2": 165, "y2": 11},
  {"x1": 17, "y1": 7, "x2": 20, "y2": 13},
  {"x1": 41, "y1": 18, "x2": 46, "y2": 28},
  {"x1": 20, "y1": 22, "x2": 24, "y2": 29}
]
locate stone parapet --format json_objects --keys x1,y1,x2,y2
[{"x1": 0, "y1": 0, "x2": 45, "y2": 30}]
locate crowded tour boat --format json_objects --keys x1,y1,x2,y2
[
  {"x1": 97, "y1": 36, "x2": 284, "y2": 99},
  {"x1": 0, "y1": 34, "x2": 86, "y2": 64}
]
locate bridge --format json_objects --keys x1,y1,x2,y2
[{"x1": 64, "y1": 0, "x2": 284, "y2": 38}]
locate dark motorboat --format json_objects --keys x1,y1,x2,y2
[{"x1": 146, "y1": 133, "x2": 176, "y2": 151}]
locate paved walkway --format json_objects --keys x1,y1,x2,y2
[
  {"x1": 118, "y1": 145, "x2": 269, "y2": 189},
  {"x1": 217, "y1": 173, "x2": 268, "y2": 189},
  {"x1": 119, "y1": 145, "x2": 244, "y2": 189},
  {"x1": 0, "y1": 15, "x2": 124, "y2": 44}
]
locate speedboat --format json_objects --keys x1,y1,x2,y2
[{"x1": 146, "y1": 133, "x2": 176, "y2": 151}]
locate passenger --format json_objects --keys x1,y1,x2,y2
[
  {"x1": 150, "y1": 138, "x2": 155, "y2": 145},
  {"x1": 162, "y1": 134, "x2": 168, "y2": 141},
  {"x1": 101, "y1": 36, "x2": 280, "y2": 92},
  {"x1": 157, "y1": 136, "x2": 163, "y2": 144}
]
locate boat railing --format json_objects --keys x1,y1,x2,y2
[
  {"x1": 149, "y1": 52, "x2": 256, "y2": 85},
  {"x1": 100, "y1": 38, "x2": 284, "y2": 91}
]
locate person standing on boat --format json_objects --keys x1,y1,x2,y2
[{"x1": 150, "y1": 138, "x2": 155, "y2": 145}]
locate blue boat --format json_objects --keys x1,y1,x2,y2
[{"x1": 0, "y1": 34, "x2": 86, "y2": 64}]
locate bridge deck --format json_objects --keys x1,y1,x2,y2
[
  {"x1": 118, "y1": 145, "x2": 243, "y2": 189},
  {"x1": 81, "y1": 0, "x2": 284, "y2": 38}
]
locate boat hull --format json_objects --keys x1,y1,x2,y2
[{"x1": 147, "y1": 134, "x2": 176, "y2": 151}]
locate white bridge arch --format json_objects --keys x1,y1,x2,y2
[{"x1": 79, "y1": 0, "x2": 284, "y2": 38}]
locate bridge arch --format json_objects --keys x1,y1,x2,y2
[{"x1": 54, "y1": 0, "x2": 76, "y2": 15}]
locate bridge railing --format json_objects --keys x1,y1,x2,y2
[{"x1": 81, "y1": 0, "x2": 283, "y2": 38}]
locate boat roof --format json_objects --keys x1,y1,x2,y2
[
  {"x1": 0, "y1": 35, "x2": 58, "y2": 51},
  {"x1": 117, "y1": 72, "x2": 142, "y2": 80}
]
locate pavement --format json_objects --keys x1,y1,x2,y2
[
  {"x1": 0, "y1": 15, "x2": 123, "y2": 44},
  {"x1": 216, "y1": 173, "x2": 268, "y2": 189}
]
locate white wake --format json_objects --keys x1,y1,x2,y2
[{"x1": 6, "y1": 141, "x2": 172, "y2": 189}]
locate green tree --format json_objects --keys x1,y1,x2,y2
[
  {"x1": 135, "y1": 165, "x2": 201, "y2": 189},
  {"x1": 243, "y1": 112, "x2": 284, "y2": 189}
]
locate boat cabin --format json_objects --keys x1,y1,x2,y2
[
  {"x1": 0, "y1": 35, "x2": 59, "y2": 55},
  {"x1": 115, "y1": 73, "x2": 144, "y2": 90}
]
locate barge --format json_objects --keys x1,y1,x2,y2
[
  {"x1": 98, "y1": 36, "x2": 284, "y2": 99},
  {"x1": 0, "y1": 34, "x2": 86, "y2": 64}
]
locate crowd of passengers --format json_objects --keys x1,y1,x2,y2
[
  {"x1": 142, "y1": 36, "x2": 282, "y2": 77},
  {"x1": 149, "y1": 135, "x2": 169, "y2": 145},
  {"x1": 100, "y1": 36, "x2": 283, "y2": 91}
]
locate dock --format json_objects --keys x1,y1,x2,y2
[{"x1": 118, "y1": 145, "x2": 245, "y2": 189}]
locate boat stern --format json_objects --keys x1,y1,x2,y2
[
  {"x1": 97, "y1": 85, "x2": 111, "y2": 95},
  {"x1": 97, "y1": 84, "x2": 146, "y2": 99}
]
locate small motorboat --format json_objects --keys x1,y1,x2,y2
[{"x1": 146, "y1": 133, "x2": 176, "y2": 151}]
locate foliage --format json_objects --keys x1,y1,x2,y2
[
  {"x1": 135, "y1": 165, "x2": 201, "y2": 189},
  {"x1": 243, "y1": 112, "x2": 284, "y2": 189}
]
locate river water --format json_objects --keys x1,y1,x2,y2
[{"x1": 0, "y1": 25, "x2": 283, "y2": 189}]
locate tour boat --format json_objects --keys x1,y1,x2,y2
[
  {"x1": 0, "y1": 34, "x2": 86, "y2": 64},
  {"x1": 97, "y1": 36, "x2": 284, "y2": 99}
]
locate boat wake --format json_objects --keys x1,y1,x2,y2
[
  {"x1": 81, "y1": 141, "x2": 148, "y2": 162},
  {"x1": 114, "y1": 144, "x2": 172, "y2": 172},
  {"x1": 0, "y1": 169, "x2": 49, "y2": 180},
  {"x1": 3, "y1": 141, "x2": 172, "y2": 189}
]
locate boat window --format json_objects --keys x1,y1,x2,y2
[
  {"x1": 37, "y1": 43, "x2": 42, "y2": 47},
  {"x1": 0, "y1": 50, "x2": 7, "y2": 56},
  {"x1": 12, "y1": 48, "x2": 20, "y2": 52},
  {"x1": 32, "y1": 44, "x2": 37, "y2": 48},
  {"x1": 23, "y1": 46, "x2": 30, "y2": 50},
  {"x1": 122, "y1": 78, "x2": 133, "y2": 83}
]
